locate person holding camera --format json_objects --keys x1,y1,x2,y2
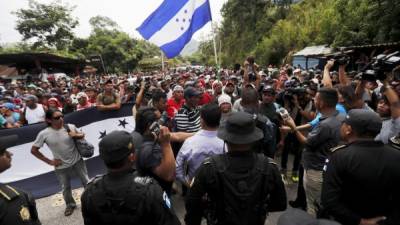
[
  {"x1": 375, "y1": 78, "x2": 400, "y2": 144},
  {"x1": 134, "y1": 107, "x2": 176, "y2": 194}
]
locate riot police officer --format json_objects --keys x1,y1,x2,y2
[
  {"x1": 321, "y1": 109, "x2": 400, "y2": 225},
  {"x1": 0, "y1": 135, "x2": 41, "y2": 225},
  {"x1": 185, "y1": 112, "x2": 287, "y2": 225},
  {"x1": 80, "y1": 130, "x2": 180, "y2": 225}
]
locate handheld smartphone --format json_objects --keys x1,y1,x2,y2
[{"x1": 279, "y1": 108, "x2": 290, "y2": 120}]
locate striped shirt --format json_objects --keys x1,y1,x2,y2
[{"x1": 174, "y1": 105, "x2": 201, "y2": 133}]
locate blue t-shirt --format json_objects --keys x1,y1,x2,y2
[
  {"x1": 0, "y1": 115, "x2": 6, "y2": 128},
  {"x1": 309, "y1": 104, "x2": 346, "y2": 128}
]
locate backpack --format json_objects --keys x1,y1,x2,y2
[
  {"x1": 86, "y1": 175, "x2": 150, "y2": 225},
  {"x1": 207, "y1": 154, "x2": 271, "y2": 225},
  {"x1": 64, "y1": 124, "x2": 94, "y2": 158}
]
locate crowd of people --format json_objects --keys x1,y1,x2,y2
[{"x1": 1, "y1": 55, "x2": 400, "y2": 225}]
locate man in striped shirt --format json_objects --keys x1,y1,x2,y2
[{"x1": 174, "y1": 87, "x2": 202, "y2": 133}]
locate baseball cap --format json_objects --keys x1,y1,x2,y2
[
  {"x1": 23, "y1": 94, "x2": 38, "y2": 102},
  {"x1": 0, "y1": 135, "x2": 18, "y2": 154},
  {"x1": 278, "y1": 208, "x2": 341, "y2": 225},
  {"x1": 0, "y1": 102, "x2": 15, "y2": 111},
  {"x1": 344, "y1": 109, "x2": 382, "y2": 135},
  {"x1": 184, "y1": 87, "x2": 201, "y2": 98},
  {"x1": 262, "y1": 85, "x2": 276, "y2": 94},
  {"x1": 99, "y1": 131, "x2": 139, "y2": 165}
]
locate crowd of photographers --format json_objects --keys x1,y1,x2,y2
[{"x1": 1, "y1": 51, "x2": 400, "y2": 225}]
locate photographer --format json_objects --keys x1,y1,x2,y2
[
  {"x1": 375, "y1": 75, "x2": 400, "y2": 144},
  {"x1": 134, "y1": 107, "x2": 176, "y2": 194}
]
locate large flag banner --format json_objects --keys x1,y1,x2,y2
[
  {"x1": 137, "y1": 0, "x2": 212, "y2": 58},
  {"x1": 0, "y1": 104, "x2": 135, "y2": 198}
]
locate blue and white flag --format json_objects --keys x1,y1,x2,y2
[
  {"x1": 0, "y1": 104, "x2": 135, "y2": 198},
  {"x1": 137, "y1": 0, "x2": 212, "y2": 58}
]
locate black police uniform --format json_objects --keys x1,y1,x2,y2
[
  {"x1": 0, "y1": 183, "x2": 41, "y2": 225},
  {"x1": 81, "y1": 169, "x2": 180, "y2": 225},
  {"x1": 185, "y1": 151, "x2": 287, "y2": 225},
  {"x1": 321, "y1": 140, "x2": 400, "y2": 225}
]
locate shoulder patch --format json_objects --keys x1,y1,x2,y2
[
  {"x1": 134, "y1": 176, "x2": 153, "y2": 185},
  {"x1": 202, "y1": 157, "x2": 212, "y2": 165},
  {"x1": 330, "y1": 144, "x2": 347, "y2": 153},
  {"x1": 87, "y1": 174, "x2": 103, "y2": 185},
  {"x1": 163, "y1": 192, "x2": 171, "y2": 209}
]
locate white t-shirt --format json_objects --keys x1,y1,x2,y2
[{"x1": 25, "y1": 104, "x2": 45, "y2": 124}]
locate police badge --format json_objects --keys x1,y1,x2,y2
[{"x1": 20, "y1": 206, "x2": 31, "y2": 221}]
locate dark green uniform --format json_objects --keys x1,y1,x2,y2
[
  {"x1": 81, "y1": 170, "x2": 180, "y2": 225},
  {"x1": 0, "y1": 184, "x2": 41, "y2": 225}
]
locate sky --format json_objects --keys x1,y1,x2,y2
[{"x1": 0, "y1": 0, "x2": 227, "y2": 44}]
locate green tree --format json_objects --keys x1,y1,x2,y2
[{"x1": 13, "y1": 0, "x2": 78, "y2": 50}]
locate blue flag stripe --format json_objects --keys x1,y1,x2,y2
[
  {"x1": 137, "y1": 0, "x2": 189, "y2": 40},
  {"x1": 160, "y1": 1, "x2": 212, "y2": 58}
]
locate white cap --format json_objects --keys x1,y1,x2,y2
[
  {"x1": 173, "y1": 85, "x2": 184, "y2": 92},
  {"x1": 218, "y1": 94, "x2": 232, "y2": 107}
]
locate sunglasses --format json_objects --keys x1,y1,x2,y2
[{"x1": 52, "y1": 115, "x2": 64, "y2": 120}]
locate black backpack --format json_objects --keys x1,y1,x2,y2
[
  {"x1": 87, "y1": 175, "x2": 150, "y2": 225},
  {"x1": 207, "y1": 153, "x2": 271, "y2": 225}
]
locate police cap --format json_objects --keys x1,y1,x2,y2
[
  {"x1": 344, "y1": 109, "x2": 382, "y2": 135},
  {"x1": 99, "y1": 131, "x2": 139, "y2": 164}
]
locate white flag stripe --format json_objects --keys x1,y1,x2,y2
[
  {"x1": 0, "y1": 116, "x2": 134, "y2": 183},
  {"x1": 148, "y1": 0, "x2": 207, "y2": 46}
]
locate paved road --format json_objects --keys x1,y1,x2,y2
[{"x1": 36, "y1": 157, "x2": 298, "y2": 225}]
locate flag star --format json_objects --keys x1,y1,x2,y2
[
  {"x1": 181, "y1": 27, "x2": 184, "y2": 30},
  {"x1": 118, "y1": 119, "x2": 128, "y2": 128},
  {"x1": 189, "y1": 18, "x2": 191, "y2": 22},
  {"x1": 176, "y1": 18, "x2": 179, "y2": 22},
  {"x1": 183, "y1": 18, "x2": 186, "y2": 22},
  {"x1": 184, "y1": 9, "x2": 188, "y2": 13},
  {"x1": 99, "y1": 130, "x2": 107, "y2": 139}
]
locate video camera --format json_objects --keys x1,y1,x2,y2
[
  {"x1": 362, "y1": 51, "x2": 400, "y2": 81},
  {"x1": 325, "y1": 49, "x2": 354, "y2": 67}
]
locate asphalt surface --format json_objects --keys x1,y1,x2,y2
[{"x1": 36, "y1": 157, "x2": 298, "y2": 225}]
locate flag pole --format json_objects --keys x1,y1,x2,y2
[
  {"x1": 211, "y1": 22, "x2": 220, "y2": 80},
  {"x1": 161, "y1": 51, "x2": 165, "y2": 72}
]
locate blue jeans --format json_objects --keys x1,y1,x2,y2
[{"x1": 54, "y1": 159, "x2": 89, "y2": 208}]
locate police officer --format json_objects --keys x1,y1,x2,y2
[
  {"x1": 321, "y1": 109, "x2": 400, "y2": 225},
  {"x1": 0, "y1": 135, "x2": 41, "y2": 225},
  {"x1": 185, "y1": 112, "x2": 287, "y2": 225},
  {"x1": 80, "y1": 130, "x2": 180, "y2": 225}
]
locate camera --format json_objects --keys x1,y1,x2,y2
[
  {"x1": 362, "y1": 51, "x2": 400, "y2": 81},
  {"x1": 326, "y1": 50, "x2": 353, "y2": 66},
  {"x1": 149, "y1": 121, "x2": 161, "y2": 138},
  {"x1": 278, "y1": 108, "x2": 290, "y2": 120}
]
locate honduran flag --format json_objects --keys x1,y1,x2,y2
[
  {"x1": 137, "y1": 0, "x2": 212, "y2": 58},
  {"x1": 0, "y1": 104, "x2": 135, "y2": 198}
]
